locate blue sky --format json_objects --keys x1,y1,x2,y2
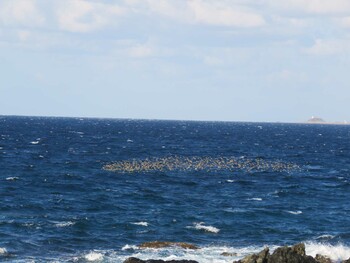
[{"x1": 1, "y1": 0, "x2": 350, "y2": 122}]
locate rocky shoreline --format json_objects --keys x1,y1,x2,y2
[{"x1": 123, "y1": 242, "x2": 350, "y2": 263}]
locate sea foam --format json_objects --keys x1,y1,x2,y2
[
  {"x1": 188, "y1": 222, "x2": 220, "y2": 233},
  {"x1": 248, "y1": 198, "x2": 262, "y2": 201},
  {"x1": 286, "y1": 210, "x2": 302, "y2": 215},
  {"x1": 305, "y1": 242, "x2": 350, "y2": 261},
  {"x1": 132, "y1": 221, "x2": 149, "y2": 227},
  {"x1": 84, "y1": 251, "x2": 104, "y2": 261},
  {"x1": 6, "y1": 177, "x2": 19, "y2": 181},
  {"x1": 55, "y1": 221, "x2": 75, "y2": 227},
  {"x1": 117, "y1": 244, "x2": 269, "y2": 263}
]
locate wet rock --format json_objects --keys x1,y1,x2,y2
[
  {"x1": 138, "y1": 241, "x2": 198, "y2": 250},
  {"x1": 342, "y1": 258, "x2": 350, "y2": 263},
  {"x1": 124, "y1": 258, "x2": 144, "y2": 263},
  {"x1": 123, "y1": 258, "x2": 198, "y2": 263},
  {"x1": 315, "y1": 254, "x2": 332, "y2": 263},
  {"x1": 221, "y1": 252, "x2": 237, "y2": 257},
  {"x1": 291, "y1": 243, "x2": 306, "y2": 257},
  {"x1": 233, "y1": 247, "x2": 269, "y2": 263},
  {"x1": 269, "y1": 244, "x2": 317, "y2": 263}
]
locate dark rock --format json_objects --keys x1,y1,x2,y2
[
  {"x1": 123, "y1": 258, "x2": 198, "y2": 263},
  {"x1": 315, "y1": 254, "x2": 332, "y2": 263},
  {"x1": 139, "y1": 241, "x2": 198, "y2": 250},
  {"x1": 233, "y1": 247, "x2": 269, "y2": 263},
  {"x1": 269, "y1": 244, "x2": 317, "y2": 263},
  {"x1": 291, "y1": 243, "x2": 306, "y2": 257},
  {"x1": 124, "y1": 258, "x2": 145, "y2": 263},
  {"x1": 342, "y1": 258, "x2": 350, "y2": 263}
]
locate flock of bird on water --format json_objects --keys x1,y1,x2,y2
[{"x1": 103, "y1": 156, "x2": 300, "y2": 173}]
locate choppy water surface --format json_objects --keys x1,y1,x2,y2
[{"x1": 1, "y1": 116, "x2": 350, "y2": 262}]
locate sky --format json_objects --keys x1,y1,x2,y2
[{"x1": 1, "y1": 0, "x2": 350, "y2": 122}]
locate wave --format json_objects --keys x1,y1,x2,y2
[
  {"x1": 6, "y1": 177, "x2": 19, "y2": 181},
  {"x1": 5, "y1": 242, "x2": 350, "y2": 263},
  {"x1": 305, "y1": 242, "x2": 350, "y2": 262},
  {"x1": 286, "y1": 210, "x2": 302, "y2": 215},
  {"x1": 54, "y1": 221, "x2": 75, "y2": 227},
  {"x1": 247, "y1": 198, "x2": 262, "y2": 201},
  {"x1": 119, "y1": 242, "x2": 350, "y2": 263},
  {"x1": 122, "y1": 245, "x2": 138, "y2": 251},
  {"x1": 132, "y1": 221, "x2": 149, "y2": 227},
  {"x1": 187, "y1": 222, "x2": 220, "y2": 234},
  {"x1": 316, "y1": 234, "x2": 335, "y2": 240},
  {"x1": 223, "y1": 208, "x2": 248, "y2": 213},
  {"x1": 84, "y1": 251, "x2": 104, "y2": 261},
  {"x1": 118, "y1": 244, "x2": 264, "y2": 263}
]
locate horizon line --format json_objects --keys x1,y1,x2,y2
[{"x1": 1, "y1": 114, "x2": 348, "y2": 125}]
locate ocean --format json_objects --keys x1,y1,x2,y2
[{"x1": 1, "y1": 116, "x2": 350, "y2": 262}]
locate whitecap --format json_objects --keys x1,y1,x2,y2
[
  {"x1": 188, "y1": 222, "x2": 220, "y2": 233},
  {"x1": 84, "y1": 251, "x2": 104, "y2": 261},
  {"x1": 30, "y1": 141, "x2": 39, "y2": 145},
  {"x1": 6, "y1": 177, "x2": 19, "y2": 181},
  {"x1": 316, "y1": 234, "x2": 335, "y2": 240},
  {"x1": 132, "y1": 221, "x2": 148, "y2": 227},
  {"x1": 223, "y1": 208, "x2": 248, "y2": 213},
  {"x1": 0, "y1": 247, "x2": 7, "y2": 254},
  {"x1": 305, "y1": 242, "x2": 350, "y2": 262},
  {"x1": 127, "y1": 139, "x2": 134, "y2": 143},
  {"x1": 122, "y1": 244, "x2": 138, "y2": 251},
  {"x1": 247, "y1": 198, "x2": 262, "y2": 201},
  {"x1": 55, "y1": 221, "x2": 75, "y2": 227},
  {"x1": 286, "y1": 210, "x2": 302, "y2": 215},
  {"x1": 226, "y1": 180, "x2": 235, "y2": 183},
  {"x1": 22, "y1": 223, "x2": 35, "y2": 227}
]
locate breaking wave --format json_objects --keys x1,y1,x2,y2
[
  {"x1": 35, "y1": 242, "x2": 350, "y2": 263},
  {"x1": 187, "y1": 222, "x2": 220, "y2": 234}
]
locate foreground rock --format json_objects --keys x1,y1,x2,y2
[
  {"x1": 315, "y1": 254, "x2": 332, "y2": 263},
  {"x1": 233, "y1": 243, "x2": 332, "y2": 263},
  {"x1": 138, "y1": 241, "x2": 198, "y2": 250},
  {"x1": 235, "y1": 247, "x2": 269, "y2": 263},
  {"x1": 269, "y1": 243, "x2": 317, "y2": 263},
  {"x1": 124, "y1": 258, "x2": 198, "y2": 263}
]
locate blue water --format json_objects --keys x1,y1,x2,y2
[{"x1": 1, "y1": 116, "x2": 350, "y2": 262}]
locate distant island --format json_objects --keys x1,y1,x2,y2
[
  {"x1": 307, "y1": 116, "x2": 326, "y2": 123},
  {"x1": 306, "y1": 116, "x2": 349, "y2": 125}
]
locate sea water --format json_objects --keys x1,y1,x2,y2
[{"x1": 0, "y1": 116, "x2": 350, "y2": 262}]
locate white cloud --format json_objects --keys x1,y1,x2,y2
[
  {"x1": 142, "y1": 0, "x2": 265, "y2": 27},
  {"x1": 55, "y1": 0, "x2": 125, "y2": 33},
  {"x1": 188, "y1": 0, "x2": 265, "y2": 27},
  {"x1": 0, "y1": 0, "x2": 44, "y2": 27},
  {"x1": 304, "y1": 38, "x2": 350, "y2": 55},
  {"x1": 266, "y1": 0, "x2": 350, "y2": 15}
]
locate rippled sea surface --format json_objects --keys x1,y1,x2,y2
[{"x1": 1, "y1": 116, "x2": 350, "y2": 262}]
